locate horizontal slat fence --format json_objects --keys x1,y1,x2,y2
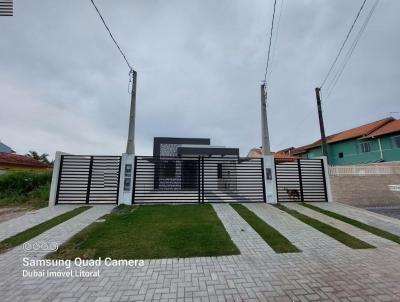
[
  {"x1": 275, "y1": 158, "x2": 327, "y2": 202},
  {"x1": 133, "y1": 156, "x2": 266, "y2": 203},
  {"x1": 56, "y1": 155, "x2": 121, "y2": 204}
]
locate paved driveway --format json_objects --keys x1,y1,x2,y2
[
  {"x1": 0, "y1": 203, "x2": 400, "y2": 301},
  {"x1": 366, "y1": 207, "x2": 400, "y2": 220}
]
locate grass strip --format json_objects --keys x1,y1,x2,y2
[
  {"x1": 302, "y1": 203, "x2": 400, "y2": 245},
  {"x1": 275, "y1": 204, "x2": 374, "y2": 249},
  {"x1": 48, "y1": 204, "x2": 240, "y2": 260},
  {"x1": 231, "y1": 204, "x2": 300, "y2": 253},
  {"x1": 0, "y1": 206, "x2": 91, "y2": 253}
]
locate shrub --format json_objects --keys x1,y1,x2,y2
[{"x1": 0, "y1": 170, "x2": 52, "y2": 208}]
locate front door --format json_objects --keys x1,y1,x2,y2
[{"x1": 181, "y1": 160, "x2": 198, "y2": 190}]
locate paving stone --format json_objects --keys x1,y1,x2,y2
[{"x1": 0, "y1": 203, "x2": 399, "y2": 301}]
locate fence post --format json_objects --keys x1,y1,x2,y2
[
  {"x1": 316, "y1": 156, "x2": 333, "y2": 202},
  {"x1": 197, "y1": 156, "x2": 201, "y2": 203},
  {"x1": 262, "y1": 155, "x2": 277, "y2": 204},
  {"x1": 118, "y1": 153, "x2": 135, "y2": 205},
  {"x1": 85, "y1": 156, "x2": 94, "y2": 204},
  {"x1": 297, "y1": 159, "x2": 304, "y2": 202},
  {"x1": 201, "y1": 156, "x2": 205, "y2": 203},
  {"x1": 48, "y1": 151, "x2": 69, "y2": 206}
]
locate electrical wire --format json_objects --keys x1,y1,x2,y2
[
  {"x1": 324, "y1": 0, "x2": 379, "y2": 99},
  {"x1": 268, "y1": 0, "x2": 284, "y2": 88},
  {"x1": 89, "y1": 0, "x2": 133, "y2": 71},
  {"x1": 263, "y1": 0, "x2": 277, "y2": 85},
  {"x1": 320, "y1": 0, "x2": 367, "y2": 88}
]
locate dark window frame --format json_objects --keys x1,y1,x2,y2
[{"x1": 338, "y1": 152, "x2": 344, "y2": 158}]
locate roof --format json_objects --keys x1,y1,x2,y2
[
  {"x1": 247, "y1": 148, "x2": 298, "y2": 160},
  {"x1": 0, "y1": 141, "x2": 15, "y2": 153},
  {"x1": 367, "y1": 119, "x2": 400, "y2": 138},
  {"x1": 0, "y1": 153, "x2": 50, "y2": 168},
  {"x1": 292, "y1": 117, "x2": 396, "y2": 154}
]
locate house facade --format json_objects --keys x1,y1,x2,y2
[
  {"x1": 153, "y1": 137, "x2": 240, "y2": 191},
  {"x1": 286, "y1": 117, "x2": 400, "y2": 165}
]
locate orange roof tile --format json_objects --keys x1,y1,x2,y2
[
  {"x1": 367, "y1": 119, "x2": 400, "y2": 138},
  {"x1": 294, "y1": 117, "x2": 395, "y2": 152},
  {"x1": 0, "y1": 153, "x2": 50, "y2": 168},
  {"x1": 247, "y1": 148, "x2": 298, "y2": 160}
]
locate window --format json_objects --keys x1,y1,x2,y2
[
  {"x1": 338, "y1": 152, "x2": 344, "y2": 158},
  {"x1": 392, "y1": 135, "x2": 400, "y2": 149},
  {"x1": 160, "y1": 160, "x2": 176, "y2": 178},
  {"x1": 358, "y1": 141, "x2": 371, "y2": 153},
  {"x1": 217, "y1": 163, "x2": 222, "y2": 179}
]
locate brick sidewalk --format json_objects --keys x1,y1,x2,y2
[
  {"x1": 0, "y1": 205, "x2": 79, "y2": 241},
  {"x1": 0, "y1": 203, "x2": 399, "y2": 301}
]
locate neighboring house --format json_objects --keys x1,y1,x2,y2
[
  {"x1": 282, "y1": 117, "x2": 400, "y2": 165},
  {"x1": 0, "y1": 142, "x2": 50, "y2": 173},
  {"x1": 247, "y1": 147, "x2": 299, "y2": 161},
  {"x1": 0, "y1": 141, "x2": 15, "y2": 153}
]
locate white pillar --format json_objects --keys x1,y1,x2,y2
[
  {"x1": 263, "y1": 155, "x2": 277, "y2": 204},
  {"x1": 48, "y1": 151, "x2": 69, "y2": 207},
  {"x1": 316, "y1": 156, "x2": 333, "y2": 202},
  {"x1": 118, "y1": 153, "x2": 135, "y2": 205}
]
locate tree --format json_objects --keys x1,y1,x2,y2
[{"x1": 26, "y1": 151, "x2": 51, "y2": 165}]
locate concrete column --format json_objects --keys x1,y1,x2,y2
[
  {"x1": 263, "y1": 155, "x2": 277, "y2": 204},
  {"x1": 48, "y1": 151, "x2": 69, "y2": 207},
  {"x1": 316, "y1": 156, "x2": 333, "y2": 202},
  {"x1": 118, "y1": 153, "x2": 135, "y2": 205}
]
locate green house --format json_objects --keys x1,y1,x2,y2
[{"x1": 289, "y1": 117, "x2": 400, "y2": 165}]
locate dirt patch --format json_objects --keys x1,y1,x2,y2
[{"x1": 0, "y1": 207, "x2": 30, "y2": 223}]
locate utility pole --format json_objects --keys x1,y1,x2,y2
[
  {"x1": 126, "y1": 69, "x2": 137, "y2": 154},
  {"x1": 315, "y1": 87, "x2": 328, "y2": 159},
  {"x1": 260, "y1": 84, "x2": 271, "y2": 155}
]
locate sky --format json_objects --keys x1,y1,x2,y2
[{"x1": 1, "y1": 0, "x2": 399, "y2": 158}]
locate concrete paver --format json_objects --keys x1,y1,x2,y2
[{"x1": 0, "y1": 203, "x2": 399, "y2": 301}]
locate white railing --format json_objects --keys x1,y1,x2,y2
[
  {"x1": 329, "y1": 165, "x2": 400, "y2": 176},
  {"x1": 388, "y1": 185, "x2": 400, "y2": 192}
]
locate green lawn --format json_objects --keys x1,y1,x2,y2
[
  {"x1": 47, "y1": 204, "x2": 240, "y2": 260},
  {"x1": 231, "y1": 204, "x2": 300, "y2": 253},
  {"x1": 275, "y1": 204, "x2": 374, "y2": 249},
  {"x1": 302, "y1": 203, "x2": 400, "y2": 245},
  {"x1": 0, "y1": 206, "x2": 91, "y2": 254}
]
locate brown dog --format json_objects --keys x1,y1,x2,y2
[{"x1": 284, "y1": 188, "x2": 300, "y2": 200}]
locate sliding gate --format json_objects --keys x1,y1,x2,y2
[
  {"x1": 275, "y1": 158, "x2": 328, "y2": 202},
  {"x1": 133, "y1": 156, "x2": 266, "y2": 203},
  {"x1": 56, "y1": 155, "x2": 121, "y2": 204}
]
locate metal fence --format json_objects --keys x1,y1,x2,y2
[
  {"x1": 275, "y1": 158, "x2": 328, "y2": 202},
  {"x1": 133, "y1": 156, "x2": 266, "y2": 203},
  {"x1": 56, "y1": 155, "x2": 121, "y2": 204}
]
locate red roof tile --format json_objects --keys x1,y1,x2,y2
[
  {"x1": 367, "y1": 119, "x2": 400, "y2": 138},
  {"x1": 247, "y1": 148, "x2": 299, "y2": 160},
  {"x1": 293, "y1": 117, "x2": 395, "y2": 152},
  {"x1": 0, "y1": 153, "x2": 50, "y2": 168}
]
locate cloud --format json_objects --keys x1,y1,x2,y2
[{"x1": 1, "y1": 0, "x2": 399, "y2": 158}]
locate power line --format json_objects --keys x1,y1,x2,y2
[
  {"x1": 268, "y1": 0, "x2": 285, "y2": 88},
  {"x1": 89, "y1": 0, "x2": 133, "y2": 70},
  {"x1": 324, "y1": 0, "x2": 379, "y2": 99},
  {"x1": 263, "y1": 0, "x2": 277, "y2": 85},
  {"x1": 320, "y1": 0, "x2": 367, "y2": 88}
]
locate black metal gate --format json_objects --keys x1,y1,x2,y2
[
  {"x1": 274, "y1": 158, "x2": 328, "y2": 202},
  {"x1": 56, "y1": 155, "x2": 121, "y2": 204},
  {"x1": 133, "y1": 156, "x2": 266, "y2": 203}
]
